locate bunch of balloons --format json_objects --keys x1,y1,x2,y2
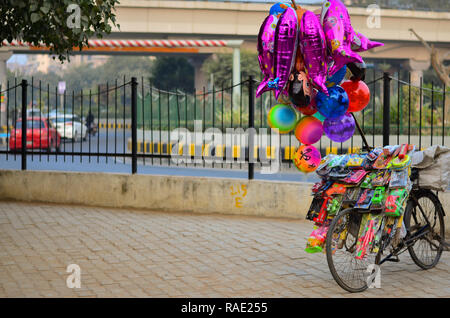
[{"x1": 257, "y1": 0, "x2": 379, "y2": 173}]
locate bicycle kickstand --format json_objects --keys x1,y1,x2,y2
[{"x1": 443, "y1": 241, "x2": 450, "y2": 252}]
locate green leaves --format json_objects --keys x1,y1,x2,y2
[
  {"x1": 0, "y1": 0, "x2": 120, "y2": 63},
  {"x1": 202, "y1": 51, "x2": 260, "y2": 88},
  {"x1": 30, "y1": 12, "x2": 41, "y2": 23},
  {"x1": 40, "y1": 6, "x2": 50, "y2": 15},
  {"x1": 152, "y1": 57, "x2": 195, "y2": 93}
]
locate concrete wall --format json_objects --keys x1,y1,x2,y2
[
  {"x1": 0, "y1": 170, "x2": 312, "y2": 219},
  {"x1": 0, "y1": 169, "x2": 449, "y2": 234}
]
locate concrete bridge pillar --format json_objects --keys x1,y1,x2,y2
[
  {"x1": 189, "y1": 55, "x2": 209, "y2": 92},
  {"x1": 406, "y1": 59, "x2": 431, "y2": 86},
  {"x1": 229, "y1": 41, "x2": 243, "y2": 106},
  {"x1": 0, "y1": 50, "x2": 13, "y2": 126}
]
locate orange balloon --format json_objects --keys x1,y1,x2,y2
[{"x1": 341, "y1": 80, "x2": 371, "y2": 113}]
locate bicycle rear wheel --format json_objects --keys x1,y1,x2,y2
[
  {"x1": 325, "y1": 209, "x2": 376, "y2": 293},
  {"x1": 404, "y1": 189, "x2": 445, "y2": 270}
]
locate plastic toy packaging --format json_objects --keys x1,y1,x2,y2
[
  {"x1": 327, "y1": 197, "x2": 343, "y2": 216},
  {"x1": 355, "y1": 214, "x2": 383, "y2": 259},
  {"x1": 305, "y1": 223, "x2": 329, "y2": 254},
  {"x1": 312, "y1": 180, "x2": 334, "y2": 195},
  {"x1": 371, "y1": 186, "x2": 386, "y2": 208},
  {"x1": 328, "y1": 155, "x2": 349, "y2": 168},
  {"x1": 362, "y1": 148, "x2": 382, "y2": 169},
  {"x1": 311, "y1": 180, "x2": 326, "y2": 194},
  {"x1": 325, "y1": 183, "x2": 347, "y2": 196},
  {"x1": 320, "y1": 154, "x2": 336, "y2": 168},
  {"x1": 329, "y1": 166, "x2": 350, "y2": 179},
  {"x1": 306, "y1": 196, "x2": 324, "y2": 221},
  {"x1": 346, "y1": 154, "x2": 365, "y2": 168},
  {"x1": 371, "y1": 170, "x2": 386, "y2": 187},
  {"x1": 360, "y1": 173, "x2": 376, "y2": 189},
  {"x1": 385, "y1": 188, "x2": 409, "y2": 217},
  {"x1": 343, "y1": 169, "x2": 367, "y2": 184},
  {"x1": 373, "y1": 151, "x2": 393, "y2": 169},
  {"x1": 316, "y1": 159, "x2": 332, "y2": 177},
  {"x1": 389, "y1": 169, "x2": 409, "y2": 189},
  {"x1": 343, "y1": 187, "x2": 360, "y2": 204},
  {"x1": 384, "y1": 145, "x2": 400, "y2": 155},
  {"x1": 355, "y1": 189, "x2": 374, "y2": 209}
]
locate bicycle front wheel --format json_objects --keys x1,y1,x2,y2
[
  {"x1": 404, "y1": 189, "x2": 445, "y2": 270},
  {"x1": 326, "y1": 208, "x2": 377, "y2": 293}
]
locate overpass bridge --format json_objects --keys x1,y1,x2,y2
[
  {"x1": 110, "y1": 0, "x2": 450, "y2": 84},
  {"x1": 1, "y1": 0, "x2": 450, "y2": 89}
]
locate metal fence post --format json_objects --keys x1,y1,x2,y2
[
  {"x1": 382, "y1": 72, "x2": 391, "y2": 146},
  {"x1": 21, "y1": 79, "x2": 27, "y2": 170},
  {"x1": 131, "y1": 77, "x2": 138, "y2": 174},
  {"x1": 248, "y1": 76, "x2": 255, "y2": 180}
]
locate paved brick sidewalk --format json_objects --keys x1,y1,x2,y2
[{"x1": 0, "y1": 201, "x2": 449, "y2": 298}]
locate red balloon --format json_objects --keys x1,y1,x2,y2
[
  {"x1": 341, "y1": 79, "x2": 371, "y2": 113},
  {"x1": 294, "y1": 94, "x2": 317, "y2": 116}
]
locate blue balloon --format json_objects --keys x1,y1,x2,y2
[
  {"x1": 326, "y1": 66, "x2": 347, "y2": 88},
  {"x1": 269, "y1": 2, "x2": 291, "y2": 16},
  {"x1": 316, "y1": 85, "x2": 349, "y2": 119}
]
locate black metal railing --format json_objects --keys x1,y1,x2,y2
[{"x1": 0, "y1": 72, "x2": 449, "y2": 179}]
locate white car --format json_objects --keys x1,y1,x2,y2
[
  {"x1": 50, "y1": 114, "x2": 87, "y2": 142},
  {"x1": 26, "y1": 108, "x2": 43, "y2": 118}
]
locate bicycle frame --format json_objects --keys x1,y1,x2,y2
[{"x1": 377, "y1": 190, "x2": 443, "y2": 265}]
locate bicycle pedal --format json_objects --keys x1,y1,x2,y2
[{"x1": 385, "y1": 256, "x2": 400, "y2": 263}]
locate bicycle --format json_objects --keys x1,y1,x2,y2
[{"x1": 325, "y1": 168, "x2": 446, "y2": 293}]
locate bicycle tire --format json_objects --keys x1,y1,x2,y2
[
  {"x1": 404, "y1": 189, "x2": 445, "y2": 270},
  {"x1": 326, "y1": 208, "x2": 374, "y2": 293}
]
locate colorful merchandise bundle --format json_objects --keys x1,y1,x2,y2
[{"x1": 305, "y1": 144, "x2": 415, "y2": 256}]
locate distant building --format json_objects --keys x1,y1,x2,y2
[{"x1": 8, "y1": 55, "x2": 110, "y2": 76}]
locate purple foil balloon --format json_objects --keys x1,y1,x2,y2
[
  {"x1": 322, "y1": 0, "x2": 383, "y2": 76},
  {"x1": 351, "y1": 32, "x2": 384, "y2": 52},
  {"x1": 273, "y1": 7, "x2": 298, "y2": 99},
  {"x1": 256, "y1": 14, "x2": 278, "y2": 97},
  {"x1": 323, "y1": 112, "x2": 355, "y2": 142},
  {"x1": 299, "y1": 10, "x2": 329, "y2": 96}
]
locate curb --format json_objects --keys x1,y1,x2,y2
[
  {"x1": 0, "y1": 125, "x2": 13, "y2": 133},
  {"x1": 126, "y1": 139, "x2": 361, "y2": 160},
  {"x1": 98, "y1": 123, "x2": 131, "y2": 129}
]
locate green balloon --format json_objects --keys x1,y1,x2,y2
[{"x1": 268, "y1": 104, "x2": 298, "y2": 134}]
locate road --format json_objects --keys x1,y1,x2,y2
[{"x1": 0, "y1": 129, "x2": 320, "y2": 183}]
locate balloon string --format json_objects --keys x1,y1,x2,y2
[{"x1": 290, "y1": 0, "x2": 298, "y2": 10}]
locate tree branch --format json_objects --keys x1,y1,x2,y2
[
  {"x1": 409, "y1": 28, "x2": 432, "y2": 53},
  {"x1": 409, "y1": 28, "x2": 450, "y2": 87},
  {"x1": 442, "y1": 51, "x2": 450, "y2": 61}
]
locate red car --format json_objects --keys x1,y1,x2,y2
[{"x1": 9, "y1": 117, "x2": 61, "y2": 152}]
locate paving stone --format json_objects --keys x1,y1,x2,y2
[{"x1": 0, "y1": 201, "x2": 449, "y2": 298}]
